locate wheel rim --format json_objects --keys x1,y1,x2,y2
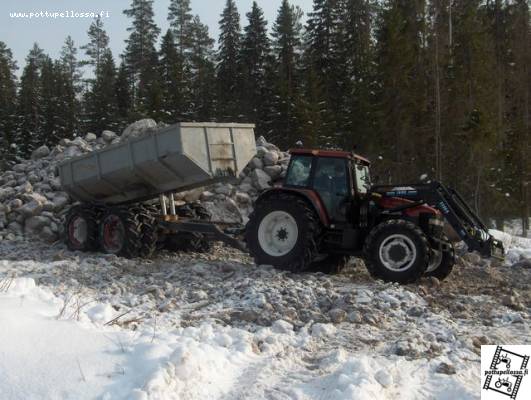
[
  {"x1": 102, "y1": 215, "x2": 125, "y2": 254},
  {"x1": 378, "y1": 234, "x2": 417, "y2": 272},
  {"x1": 258, "y1": 211, "x2": 299, "y2": 257},
  {"x1": 68, "y1": 215, "x2": 88, "y2": 248}
]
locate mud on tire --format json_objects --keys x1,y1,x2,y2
[
  {"x1": 363, "y1": 219, "x2": 430, "y2": 283},
  {"x1": 245, "y1": 193, "x2": 320, "y2": 273}
]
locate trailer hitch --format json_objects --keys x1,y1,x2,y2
[{"x1": 160, "y1": 220, "x2": 248, "y2": 252}]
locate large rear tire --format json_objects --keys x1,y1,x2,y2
[
  {"x1": 364, "y1": 219, "x2": 430, "y2": 283},
  {"x1": 65, "y1": 206, "x2": 99, "y2": 252},
  {"x1": 99, "y1": 207, "x2": 142, "y2": 258},
  {"x1": 245, "y1": 193, "x2": 320, "y2": 272},
  {"x1": 425, "y1": 235, "x2": 455, "y2": 281}
]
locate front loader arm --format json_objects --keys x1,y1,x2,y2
[{"x1": 372, "y1": 181, "x2": 505, "y2": 258}]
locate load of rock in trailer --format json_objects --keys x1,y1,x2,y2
[{"x1": 0, "y1": 119, "x2": 290, "y2": 243}]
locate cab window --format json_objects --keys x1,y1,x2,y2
[
  {"x1": 285, "y1": 155, "x2": 313, "y2": 187},
  {"x1": 354, "y1": 164, "x2": 371, "y2": 194}
]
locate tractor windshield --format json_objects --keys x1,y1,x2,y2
[
  {"x1": 355, "y1": 164, "x2": 371, "y2": 194},
  {"x1": 285, "y1": 155, "x2": 313, "y2": 187}
]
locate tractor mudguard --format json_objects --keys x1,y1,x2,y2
[
  {"x1": 256, "y1": 188, "x2": 330, "y2": 227},
  {"x1": 377, "y1": 196, "x2": 441, "y2": 218}
]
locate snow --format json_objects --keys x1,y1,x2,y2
[{"x1": 0, "y1": 230, "x2": 529, "y2": 399}]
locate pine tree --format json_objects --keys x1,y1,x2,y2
[
  {"x1": 15, "y1": 44, "x2": 45, "y2": 158},
  {"x1": 81, "y1": 17, "x2": 110, "y2": 74},
  {"x1": 84, "y1": 49, "x2": 119, "y2": 133},
  {"x1": 115, "y1": 60, "x2": 133, "y2": 127},
  {"x1": 59, "y1": 36, "x2": 81, "y2": 136},
  {"x1": 168, "y1": 0, "x2": 194, "y2": 58},
  {"x1": 269, "y1": 0, "x2": 304, "y2": 147},
  {"x1": 342, "y1": 0, "x2": 378, "y2": 151},
  {"x1": 240, "y1": 1, "x2": 271, "y2": 133},
  {"x1": 0, "y1": 42, "x2": 18, "y2": 167},
  {"x1": 217, "y1": 0, "x2": 242, "y2": 120},
  {"x1": 158, "y1": 29, "x2": 189, "y2": 122},
  {"x1": 189, "y1": 16, "x2": 216, "y2": 121},
  {"x1": 123, "y1": 0, "x2": 161, "y2": 114},
  {"x1": 60, "y1": 36, "x2": 82, "y2": 91},
  {"x1": 375, "y1": 0, "x2": 431, "y2": 182}
]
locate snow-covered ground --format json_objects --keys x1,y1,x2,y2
[{"x1": 0, "y1": 233, "x2": 530, "y2": 400}]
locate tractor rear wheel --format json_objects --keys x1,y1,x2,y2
[
  {"x1": 425, "y1": 235, "x2": 455, "y2": 281},
  {"x1": 99, "y1": 207, "x2": 142, "y2": 258},
  {"x1": 65, "y1": 206, "x2": 99, "y2": 252},
  {"x1": 364, "y1": 219, "x2": 430, "y2": 283},
  {"x1": 245, "y1": 193, "x2": 320, "y2": 273}
]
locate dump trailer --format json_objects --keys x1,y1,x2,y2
[{"x1": 59, "y1": 122, "x2": 256, "y2": 257}]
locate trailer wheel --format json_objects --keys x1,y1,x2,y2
[
  {"x1": 425, "y1": 235, "x2": 455, "y2": 281},
  {"x1": 364, "y1": 219, "x2": 430, "y2": 283},
  {"x1": 165, "y1": 203, "x2": 212, "y2": 253},
  {"x1": 134, "y1": 205, "x2": 159, "y2": 258},
  {"x1": 65, "y1": 206, "x2": 99, "y2": 252},
  {"x1": 99, "y1": 207, "x2": 142, "y2": 258},
  {"x1": 246, "y1": 193, "x2": 320, "y2": 273},
  {"x1": 312, "y1": 255, "x2": 350, "y2": 274}
]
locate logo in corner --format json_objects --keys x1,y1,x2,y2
[{"x1": 482, "y1": 345, "x2": 530, "y2": 399}]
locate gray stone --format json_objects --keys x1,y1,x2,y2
[
  {"x1": 0, "y1": 187, "x2": 15, "y2": 201},
  {"x1": 263, "y1": 151, "x2": 280, "y2": 166},
  {"x1": 271, "y1": 320, "x2": 294, "y2": 334},
  {"x1": 13, "y1": 164, "x2": 27, "y2": 173},
  {"x1": 40, "y1": 226, "x2": 58, "y2": 243},
  {"x1": 407, "y1": 306, "x2": 424, "y2": 317},
  {"x1": 7, "y1": 221, "x2": 23, "y2": 234},
  {"x1": 85, "y1": 132, "x2": 97, "y2": 142},
  {"x1": 122, "y1": 119, "x2": 157, "y2": 140},
  {"x1": 328, "y1": 308, "x2": 347, "y2": 324},
  {"x1": 19, "y1": 200, "x2": 43, "y2": 217},
  {"x1": 251, "y1": 169, "x2": 271, "y2": 191},
  {"x1": 256, "y1": 136, "x2": 268, "y2": 146},
  {"x1": 102, "y1": 130, "x2": 117, "y2": 142},
  {"x1": 31, "y1": 145, "x2": 50, "y2": 160},
  {"x1": 347, "y1": 311, "x2": 362, "y2": 323},
  {"x1": 264, "y1": 165, "x2": 282, "y2": 179},
  {"x1": 235, "y1": 192, "x2": 251, "y2": 205},
  {"x1": 250, "y1": 157, "x2": 264, "y2": 170},
  {"x1": 435, "y1": 362, "x2": 456, "y2": 375},
  {"x1": 25, "y1": 216, "x2": 50, "y2": 232}
]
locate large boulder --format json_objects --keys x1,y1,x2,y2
[
  {"x1": 31, "y1": 145, "x2": 50, "y2": 160},
  {"x1": 122, "y1": 119, "x2": 157, "y2": 141},
  {"x1": 102, "y1": 130, "x2": 117, "y2": 143},
  {"x1": 251, "y1": 169, "x2": 271, "y2": 191}
]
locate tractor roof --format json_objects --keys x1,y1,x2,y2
[{"x1": 289, "y1": 148, "x2": 371, "y2": 165}]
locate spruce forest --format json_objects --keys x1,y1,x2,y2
[{"x1": 0, "y1": 0, "x2": 529, "y2": 230}]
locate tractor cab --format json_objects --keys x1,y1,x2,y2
[{"x1": 285, "y1": 149, "x2": 371, "y2": 222}]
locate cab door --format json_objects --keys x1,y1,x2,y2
[{"x1": 312, "y1": 157, "x2": 351, "y2": 222}]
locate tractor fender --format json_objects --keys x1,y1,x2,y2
[
  {"x1": 255, "y1": 188, "x2": 330, "y2": 227},
  {"x1": 377, "y1": 196, "x2": 441, "y2": 218}
]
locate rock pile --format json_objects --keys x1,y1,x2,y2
[{"x1": 0, "y1": 119, "x2": 289, "y2": 243}]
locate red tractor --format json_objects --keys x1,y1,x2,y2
[{"x1": 245, "y1": 149, "x2": 504, "y2": 283}]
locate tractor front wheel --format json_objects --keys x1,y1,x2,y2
[
  {"x1": 425, "y1": 235, "x2": 456, "y2": 281},
  {"x1": 364, "y1": 219, "x2": 430, "y2": 283},
  {"x1": 245, "y1": 194, "x2": 320, "y2": 273}
]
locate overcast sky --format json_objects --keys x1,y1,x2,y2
[{"x1": 1, "y1": 0, "x2": 313, "y2": 73}]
